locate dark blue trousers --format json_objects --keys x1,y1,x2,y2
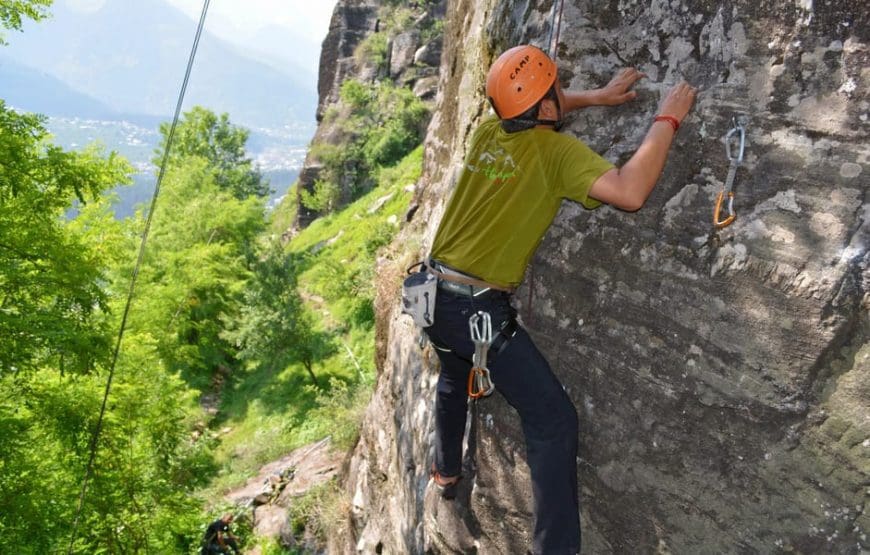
[{"x1": 424, "y1": 288, "x2": 580, "y2": 555}]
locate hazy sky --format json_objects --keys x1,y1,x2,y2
[
  {"x1": 63, "y1": 0, "x2": 338, "y2": 75},
  {"x1": 164, "y1": 0, "x2": 337, "y2": 46}
]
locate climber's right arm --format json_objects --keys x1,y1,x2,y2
[{"x1": 588, "y1": 81, "x2": 697, "y2": 211}]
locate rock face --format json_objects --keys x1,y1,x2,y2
[
  {"x1": 294, "y1": 0, "x2": 446, "y2": 229},
  {"x1": 315, "y1": 0, "x2": 380, "y2": 122},
  {"x1": 335, "y1": 0, "x2": 869, "y2": 554},
  {"x1": 296, "y1": 0, "x2": 380, "y2": 228},
  {"x1": 225, "y1": 438, "x2": 341, "y2": 551}
]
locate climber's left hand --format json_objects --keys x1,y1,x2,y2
[{"x1": 597, "y1": 67, "x2": 646, "y2": 105}]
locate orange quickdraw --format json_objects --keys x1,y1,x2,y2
[
  {"x1": 467, "y1": 311, "x2": 495, "y2": 399},
  {"x1": 468, "y1": 366, "x2": 494, "y2": 399},
  {"x1": 713, "y1": 191, "x2": 736, "y2": 229}
]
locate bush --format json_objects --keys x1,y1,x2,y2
[
  {"x1": 354, "y1": 32, "x2": 388, "y2": 69},
  {"x1": 300, "y1": 179, "x2": 341, "y2": 213},
  {"x1": 307, "y1": 80, "x2": 428, "y2": 214},
  {"x1": 339, "y1": 79, "x2": 373, "y2": 110}
]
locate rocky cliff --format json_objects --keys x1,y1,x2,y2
[
  {"x1": 291, "y1": 0, "x2": 445, "y2": 230},
  {"x1": 330, "y1": 0, "x2": 868, "y2": 553}
]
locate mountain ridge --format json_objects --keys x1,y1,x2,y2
[{"x1": 2, "y1": 0, "x2": 317, "y2": 129}]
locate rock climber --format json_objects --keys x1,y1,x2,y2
[
  {"x1": 423, "y1": 44, "x2": 696, "y2": 554},
  {"x1": 201, "y1": 513, "x2": 240, "y2": 554}
]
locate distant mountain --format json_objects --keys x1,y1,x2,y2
[
  {"x1": 0, "y1": 55, "x2": 116, "y2": 118},
  {"x1": 240, "y1": 23, "x2": 322, "y2": 80},
  {"x1": 3, "y1": 0, "x2": 318, "y2": 129}
]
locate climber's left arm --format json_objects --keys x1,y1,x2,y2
[{"x1": 561, "y1": 67, "x2": 645, "y2": 112}]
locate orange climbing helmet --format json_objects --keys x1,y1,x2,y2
[{"x1": 486, "y1": 45, "x2": 558, "y2": 120}]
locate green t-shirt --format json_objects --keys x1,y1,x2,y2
[{"x1": 430, "y1": 116, "x2": 613, "y2": 288}]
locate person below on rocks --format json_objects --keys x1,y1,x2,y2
[
  {"x1": 201, "y1": 513, "x2": 240, "y2": 554},
  {"x1": 423, "y1": 44, "x2": 696, "y2": 554}
]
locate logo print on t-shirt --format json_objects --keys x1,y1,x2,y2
[{"x1": 466, "y1": 147, "x2": 519, "y2": 185}]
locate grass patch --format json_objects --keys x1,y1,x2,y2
[
  {"x1": 198, "y1": 147, "x2": 422, "y2": 502},
  {"x1": 269, "y1": 182, "x2": 299, "y2": 236},
  {"x1": 287, "y1": 478, "x2": 348, "y2": 544}
]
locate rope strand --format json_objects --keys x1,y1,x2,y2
[
  {"x1": 66, "y1": 1, "x2": 211, "y2": 552},
  {"x1": 527, "y1": 0, "x2": 564, "y2": 325},
  {"x1": 547, "y1": 0, "x2": 566, "y2": 60}
]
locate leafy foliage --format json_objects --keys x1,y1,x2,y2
[
  {"x1": 299, "y1": 178, "x2": 341, "y2": 213},
  {"x1": 0, "y1": 0, "x2": 51, "y2": 44},
  {"x1": 221, "y1": 241, "x2": 335, "y2": 386},
  {"x1": 156, "y1": 106, "x2": 270, "y2": 199},
  {"x1": 0, "y1": 95, "x2": 264, "y2": 551},
  {"x1": 0, "y1": 101, "x2": 130, "y2": 375},
  {"x1": 340, "y1": 79, "x2": 428, "y2": 168},
  {"x1": 302, "y1": 80, "x2": 427, "y2": 215},
  {"x1": 65, "y1": 340, "x2": 208, "y2": 554},
  {"x1": 123, "y1": 157, "x2": 266, "y2": 391},
  {"x1": 354, "y1": 31, "x2": 388, "y2": 69}
]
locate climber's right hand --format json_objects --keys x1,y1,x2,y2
[{"x1": 658, "y1": 81, "x2": 697, "y2": 124}]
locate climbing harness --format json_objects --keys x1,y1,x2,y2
[
  {"x1": 713, "y1": 118, "x2": 746, "y2": 229},
  {"x1": 468, "y1": 311, "x2": 496, "y2": 399},
  {"x1": 426, "y1": 259, "x2": 514, "y2": 293}
]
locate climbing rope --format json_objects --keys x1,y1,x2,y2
[
  {"x1": 546, "y1": 0, "x2": 566, "y2": 60},
  {"x1": 713, "y1": 117, "x2": 746, "y2": 229},
  {"x1": 66, "y1": 1, "x2": 211, "y2": 552},
  {"x1": 527, "y1": 0, "x2": 566, "y2": 325}
]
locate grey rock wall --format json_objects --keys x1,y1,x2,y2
[
  {"x1": 316, "y1": 0, "x2": 380, "y2": 122},
  {"x1": 338, "y1": 0, "x2": 868, "y2": 553}
]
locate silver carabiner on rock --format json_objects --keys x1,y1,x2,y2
[
  {"x1": 715, "y1": 118, "x2": 747, "y2": 229},
  {"x1": 725, "y1": 118, "x2": 746, "y2": 164}
]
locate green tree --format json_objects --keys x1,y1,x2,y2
[
  {"x1": 68, "y1": 338, "x2": 208, "y2": 554},
  {"x1": 0, "y1": 178, "x2": 210, "y2": 554},
  {"x1": 155, "y1": 106, "x2": 269, "y2": 199},
  {"x1": 129, "y1": 158, "x2": 266, "y2": 386},
  {"x1": 0, "y1": 340, "x2": 209, "y2": 554},
  {"x1": 291, "y1": 310, "x2": 335, "y2": 387},
  {"x1": 0, "y1": 102, "x2": 131, "y2": 375},
  {"x1": 223, "y1": 243, "x2": 335, "y2": 386},
  {"x1": 0, "y1": 8, "x2": 234, "y2": 553},
  {"x1": 0, "y1": 0, "x2": 51, "y2": 44}
]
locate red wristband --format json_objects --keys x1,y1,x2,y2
[{"x1": 654, "y1": 115, "x2": 680, "y2": 132}]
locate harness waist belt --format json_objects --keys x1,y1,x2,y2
[
  {"x1": 426, "y1": 259, "x2": 515, "y2": 293},
  {"x1": 437, "y1": 278, "x2": 495, "y2": 297}
]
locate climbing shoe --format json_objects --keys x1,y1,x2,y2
[{"x1": 430, "y1": 466, "x2": 461, "y2": 500}]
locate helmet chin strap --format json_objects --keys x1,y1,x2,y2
[
  {"x1": 497, "y1": 85, "x2": 564, "y2": 131},
  {"x1": 531, "y1": 88, "x2": 564, "y2": 130}
]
